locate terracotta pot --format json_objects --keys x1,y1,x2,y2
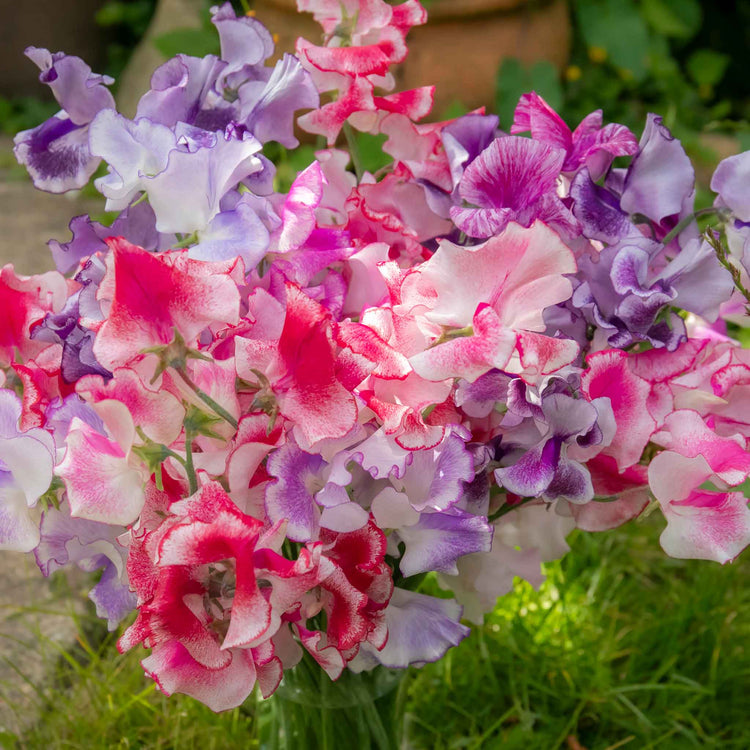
[{"x1": 250, "y1": 0, "x2": 571, "y2": 117}]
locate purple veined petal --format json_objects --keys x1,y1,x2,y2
[
  {"x1": 569, "y1": 168, "x2": 632, "y2": 244},
  {"x1": 366, "y1": 588, "x2": 469, "y2": 668},
  {"x1": 544, "y1": 456, "x2": 594, "y2": 504},
  {"x1": 240, "y1": 54, "x2": 319, "y2": 148},
  {"x1": 459, "y1": 135, "x2": 565, "y2": 211},
  {"x1": 397, "y1": 509, "x2": 492, "y2": 577},
  {"x1": 523, "y1": 192, "x2": 581, "y2": 239},
  {"x1": 14, "y1": 115, "x2": 100, "y2": 193},
  {"x1": 442, "y1": 112, "x2": 499, "y2": 186},
  {"x1": 711, "y1": 151, "x2": 750, "y2": 223},
  {"x1": 265, "y1": 440, "x2": 325, "y2": 542},
  {"x1": 620, "y1": 113, "x2": 695, "y2": 224},
  {"x1": 452, "y1": 135, "x2": 567, "y2": 238},
  {"x1": 25, "y1": 47, "x2": 115, "y2": 126},
  {"x1": 450, "y1": 205, "x2": 513, "y2": 239},
  {"x1": 511, "y1": 91, "x2": 573, "y2": 152},
  {"x1": 189, "y1": 196, "x2": 270, "y2": 267},
  {"x1": 89, "y1": 110, "x2": 177, "y2": 211},
  {"x1": 495, "y1": 438, "x2": 560, "y2": 497},
  {"x1": 568, "y1": 121, "x2": 638, "y2": 179}
]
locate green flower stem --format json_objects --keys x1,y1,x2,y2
[
  {"x1": 661, "y1": 206, "x2": 720, "y2": 245},
  {"x1": 184, "y1": 430, "x2": 198, "y2": 496},
  {"x1": 343, "y1": 121, "x2": 365, "y2": 183},
  {"x1": 488, "y1": 496, "x2": 536, "y2": 523},
  {"x1": 175, "y1": 365, "x2": 239, "y2": 430},
  {"x1": 705, "y1": 229, "x2": 750, "y2": 311}
]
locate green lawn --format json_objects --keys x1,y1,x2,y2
[{"x1": 3, "y1": 513, "x2": 749, "y2": 749}]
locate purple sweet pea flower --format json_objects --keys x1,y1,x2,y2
[
  {"x1": 390, "y1": 428, "x2": 475, "y2": 513},
  {"x1": 495, "y1": 384, "x2": 614, "y2": 504},
  {"x1": 574, "y1": 230, "x2": 733, "y2": 349},
  {"x1": 450, "y1": 136, "x2": 579, "y2": 239},
  {"x1": 238, "y1": 53, "x2": 319, "y2": 148},
  {"x1": 33, "y1": 255, "x2": 111, "y2": 383},
  {"x1": 421, "y1": 112, "x2": 500, "y2": 219},
  {"x1": 13, "y1": 48, "x2": 115, "y2": 193},
  {"x1": 265, "y1": 438, "x2": 368, "y2": 541},
  {"x1": 712, "y1": 151, "x2": 750, "y2": 223},
  {"x1": 35, "y1": 504, "x2": 135, "y2": 629},
  {"x1": 571, "y1": 115, "x2": 697, "y2": 250},
  {"x1": 511, "y1": 91, "x2": 637, "y2": 180},
  {"x1": 48, "y1": 201, "x2": 159, "y2": 275},
  {"x1": 569, "y1": 168, "x2": 635, "y2": 244},
  {"x1": 136, "y1": 6, "x2": 316, "y2": 149},
  {"x1": 211, "y1": 2, "x2": 274, "y2": 78},
  {"x1": 144, "y1": 124, "x2": 264, "y2": 234},
  {"x1": 89, "y1": 110, "x2": 177, "y2": 211},
  {"x1": 188, "y1": 194, "x2": 270, "y2": 266},
  {"x1": 136, "y1": 54, "x2": 234, "y2": 131},
  {"x1": 350, "y1": 588, "x2": 469, "y2": 670},
  {"x1": 616, "y1": 114, "x2": 696, "y2": 244},
  {"x1": 396, "y1": 508, "x2": 492, "y2": 577},
  {"x1": 0, "y1": 391, "x2": 55, "y2": 552}
]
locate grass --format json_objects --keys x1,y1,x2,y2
[{"x1": 2, "y1": 512, "x2": 748, "y2": 749}]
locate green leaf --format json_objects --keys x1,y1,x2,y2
[
  {"x1": 686, "y1": 49, "x2": 731, "y2": 88},
  {"x1": 495, "y1": 57, "x2": 526, "y2": 130},
  {"x1": 153, "y1": 28, "x2": 219, "y2": 59},
  {"x1": 355, "y1": 132, "x2": 391, "y2": 174},
  {"x1": 495, "y1": 58, "x2": 561, "y2": 130},
  {"x1": 529, "y1": 61, "x2": 563, "y2": 112},
  {"x1": 641, "y1": 0, "x2": 702, "y2": 39},
  {"x1": 575, "y1": 0, "x2": 650, "y2": 81}
]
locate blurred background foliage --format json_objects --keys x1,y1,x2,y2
[{"x1": 1, "y1": 0, "x2": 749, "y2": 152}]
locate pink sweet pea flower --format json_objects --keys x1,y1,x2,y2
[
  {"x1": 0, "y1": 265, "x2": 68, "y2": 366},
  {"x1": 92, "y1": 238, "x2": 241, "y2": 370},
  {"x1": 404, "y1": 221, "x2": 579, "y2": 385},
  {"x1": 649, "y1": 451, "x2": 750, "y2": 563}
]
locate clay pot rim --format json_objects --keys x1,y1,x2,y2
[{"x1": 258, "y1": 0, "x2": 532, "y2": 22}]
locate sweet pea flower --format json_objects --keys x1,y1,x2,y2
[
  {"x1": 14, "y1": 48, "x2": 115, "y2": 192},
  {"x1": 0, "y1": 391, "x2": 56, "y2": 551}
]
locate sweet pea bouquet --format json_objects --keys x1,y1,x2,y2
[{"x1": 5, "y1": 0, "x2": 750, "y2": 723}]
